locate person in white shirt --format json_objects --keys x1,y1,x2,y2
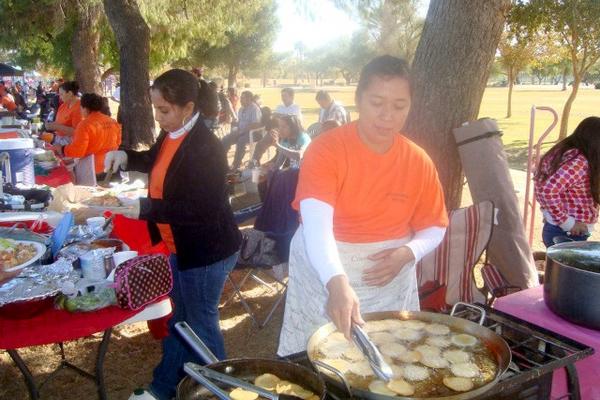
[{"x1": 275, "y1": 87, "x2": 302, "y2": 121}]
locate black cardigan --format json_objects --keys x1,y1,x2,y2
[{"x1": 126, "y1": 119, "x2": 241, "y2": 270}]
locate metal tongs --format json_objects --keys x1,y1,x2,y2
[
  {"x1": 184, "y1": 363, "x2": 304, "y2": 400},
  {"x1": 351, "y1": 324, "x2": 394, "y2": 382}
]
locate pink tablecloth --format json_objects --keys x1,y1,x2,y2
[{"x1": 494, "y1": 286, "x2": 600, "y2": 400}]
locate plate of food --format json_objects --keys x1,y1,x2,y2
[
  {"x1": 82, "y1": 194, "x2": 127, "y2": 210},
  {"x1": 0, "y1": 238, "x2": 46, "y2": 272}
]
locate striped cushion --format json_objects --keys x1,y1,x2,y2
[{"x1": 417, "y1": 201, "x2": 494, "y2": 309}]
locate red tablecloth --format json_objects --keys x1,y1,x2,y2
[
  {"x1": 0, "y1": 296, "x2": 168, "y2": 350},
  {"x1": 494, "y1": 286, "x2": 600, "y2": 400},
  {"x1": 35, "y1": 163, "x2": 73, "y2": 188}
]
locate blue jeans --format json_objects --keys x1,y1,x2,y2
[
  {"x1": 542, "y1": 222, "x2": 589, "y2": 248},
  {"x1": 149, "y1": 252, "x2": 238, "y2": 400}
]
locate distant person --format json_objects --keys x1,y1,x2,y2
[
  {"x1": 316, "y1": 90, "x2": 350, "y2": 125},
  {"x1": 56, "y1": 93, "x2": 121, "y2": 178},
  {"x1": 275, "y1": 87, "x2": 303, "y2": 121},
  {"x1": 0, "y1": 81, "x2": 17, "y2": 112},
  {"x1": 198, "y1": 79, "x2": 220, "y2": 132},
  {"x1": 191, "y1": 67, "x2": 203, "y2": 81},
  {"x1": 111, "y1": 83, "x2": 120, "y2": 103},
  {"x1": 43, "y1": 81, "x2": 82, "y2": 145},
  {"x1": 227, "y1": 87, "x2": 239, "y2": 112},
  {"x1": 12, "y1": 83, "x2": 27, "y2": 112},
  {"x1": 221, "y1": 90, "x2": 262, "y2": 170},
  {"x1": 210, "y1": 81, "x2": 237, "y2": 125},
  {"x1": 535, "y1": 116, "x2": 600, "y2": 247}
]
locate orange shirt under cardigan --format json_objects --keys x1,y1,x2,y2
[
  {"x1": 64, "y1": 111, "x2": 121, "y2": 174},
  {"x1": 293, "y1": 121, "x2": 448, "y2": 243},
  {"x1": 55, "y1": 100, "x2": 82, "y2": 137},
  {"x1": 1, "y1": 94, "x2": 16, "y2": 111},
  {"x1": 148, "y1": 134, "x2": 188, "y2": 253}
]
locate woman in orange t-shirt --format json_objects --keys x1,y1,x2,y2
[
  {"x1": 44, "y1": 81, "x2": 82, "y2": 145},
  {"x1": 278, "y1": 56, "x2": 450, "y2": 356},
  {"x1": 57, "y1": 93, "x2": 121, "y2": 178}
]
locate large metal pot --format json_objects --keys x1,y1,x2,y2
[
  {"x1": 174, "y1": 322, "x2": 327, "y2": 400},
  {"x1": 177, "y1": 358, "x2": 327, "y2": 400},
  {"x1": 544, "y1": 241, "x2": 600, "y2": 330},
  {"x1": 306, "y1": 304, "x2": 512, "y2": 400}
]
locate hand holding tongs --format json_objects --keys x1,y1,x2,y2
[
  {"x1": 184, "y1": 363, "x2": 304, "y2": 400},
  {"x1": 351, "y1": 324, "x2": 394, "y2": 382}
]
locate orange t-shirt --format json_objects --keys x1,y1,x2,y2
[
  {"x1": 55, "y1": 100, "x2": 82, "y2": 136},
  {"x1": 1, "y1": 94, "x2": 16, "y2": 111},
  {"x1": 63, "y1": 111, "x2": 122, "y2": 174},
  {"x1": 293, "y1": 121, "x2": 449, "y2": 243},
  {"x1": 149, "y1": 134, "x2": 188, "y2": 253}
]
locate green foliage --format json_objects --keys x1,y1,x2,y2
[
  {"x1": 188, "y1": 0, "x2": 277, "y2": 82},
  {"x1": 0, "y1": 0, "x2": 116, "y2": 76},
  {"x1": 333, "y1": 0, "x2": 423, "y2": 61},
  {"x1": 511, "y1": 0, "x2": 600, "y2": 78}
]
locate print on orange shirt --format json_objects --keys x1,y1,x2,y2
[
  {"x1": 293, "y1": 122, "x2": 448, "y2": 243},
  {"x1": 149, "y1": 134, "x2": 188, "y2": 253}
]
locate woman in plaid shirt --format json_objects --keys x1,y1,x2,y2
[{"x1": 535, "y1": 117, "x2": 600, "y2": 247}]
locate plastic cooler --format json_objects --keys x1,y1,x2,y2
[{"x1": 0, "y1": 138, "x2": 35, "y2": 186}]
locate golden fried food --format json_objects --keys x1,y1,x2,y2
[
  {"x1": 443, "y1": 376, "x2": 474, "y2": 392},
  {"x1": 368, "y1": 380, "x2": 397, "y2": 396},
  {"x1": 386, "y1": 378, "x2": 415, "y2": 396},
  {"x1": 254, "y1": 373, "x2": 280, "y2": 390},
  {"x1": 229, "y1": 388, "x2": 258, "y2": 400}
]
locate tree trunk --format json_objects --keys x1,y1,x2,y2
[
  {"x1": 405, "y1": 0, "x2": 510, "y2": 209},
  {"x1": 227, "y1": 64, "x2": 239, "y2": 88},
  {"x1": 71, "y1": 2, "x2": 103, "y2": 94},
  {"x1": 562, "y1": 66, "x2": 568, "y2": 91},
  {"x1": 506, "y1": 67, "x2": 513, "y2": 118},
  {"x1": 558, "y1": 74, "x2": 580, "y2": 139},
  {"x1": 103, "y1": 0, "x2": 154, "y2": 148}
]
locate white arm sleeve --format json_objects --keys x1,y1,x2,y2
[
  {"x1": 404, "y1": 226, "x2": 447, "y2": 263},
  {"x1": 299, "y1": 198, "x2": 346, "y2": 287}
]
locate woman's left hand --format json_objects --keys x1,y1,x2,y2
[{"x1": 362, "y1": 246, "x2": 415, "y2": 287}]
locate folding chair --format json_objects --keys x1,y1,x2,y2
[
  {"x1": 417, "y1": 201, "x2": 495, "y2": 311},
  {"x1": 223, "y1": 228, "x2": 288, "y2": 328},
  {"x1": 480, "y1": 263, "x2": 522, "y2": 304}
]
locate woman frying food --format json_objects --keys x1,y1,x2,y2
[{"x1": 278, "y1": 56, "x2": 449, "y2": 356}]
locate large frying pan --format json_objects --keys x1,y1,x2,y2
[
  {"x1": 174, "y1": 322, "x2": 327, "y2": 400},
  {"x1": 306, "y1": 303, "x2": 511, "y2": 400}
]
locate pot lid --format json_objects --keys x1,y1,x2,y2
[{"x1": 547, "y1": 241, "x2": 600, "y2": 273}]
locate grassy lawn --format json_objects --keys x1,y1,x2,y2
[{"x1": 251, "y1": 84, "x2": 600, "y2": 171}]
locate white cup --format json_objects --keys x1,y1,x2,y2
[
  {"x1": 251, "y1": 168, "x2": 261, "y2": 184},
  {"x1": 80, "y1": 252, "x2": 107, "y2": 280}
]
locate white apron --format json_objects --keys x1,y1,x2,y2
[{"x1": 277, "y1": 225, "x2": 420, "y2": 356}]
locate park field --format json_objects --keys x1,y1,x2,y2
[{"x1": 251, "y1": 84, "x2": 600, "y2": 170}]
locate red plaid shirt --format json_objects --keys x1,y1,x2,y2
[{"x1": 535, "y1": 149, "x2": 599, "y2": 229}]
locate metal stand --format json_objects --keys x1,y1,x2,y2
[{"x1": 6, "y1": 328, "x2": 113, "y2": 400}]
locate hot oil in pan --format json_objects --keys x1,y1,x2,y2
[{"x1": 314, "y1": 322, "x2": 498, "y2": 397}]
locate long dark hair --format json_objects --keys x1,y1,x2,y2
[
  {"x1": 151, "y1": 69, "x2": 211, "y2": 116},
  {"x1": 273, "y1": 113, "x2": 303, "y2": 142},
  {"x1": 536, "y1": 116, "x2": 600, "y2": 203}
]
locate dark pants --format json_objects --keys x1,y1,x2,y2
[
  {"x1": 542, "y1": 222, "x2": 589, "y2": 248},
  {"x1": 149, "y1": 252, "x2": 238, "y2": 400}
]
